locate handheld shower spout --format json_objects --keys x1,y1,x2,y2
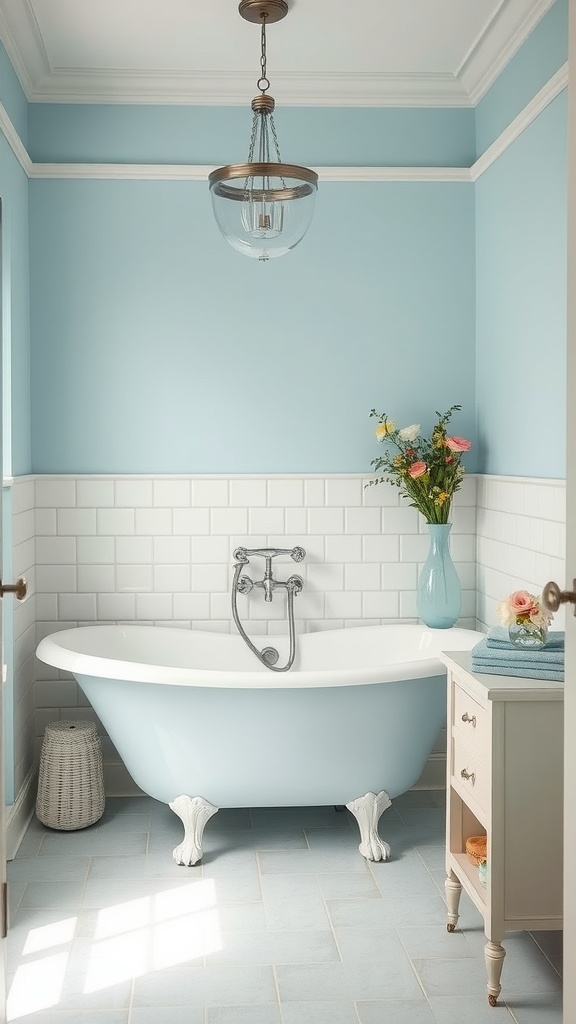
[{"x1": 230, "y1": 545, "x2": 306, "y2": 671}]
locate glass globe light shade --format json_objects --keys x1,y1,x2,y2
[{"x1": 209, "y1": 162, "x2": 318, "y2": 261}]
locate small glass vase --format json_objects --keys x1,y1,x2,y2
[
  {"x1": 508, "y1": 621, "x2": 548, "y2": 648},
  {"x1": 416, "y1": 523, "x2": 462, "y2": 629}
]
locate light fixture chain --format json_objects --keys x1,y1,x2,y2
[
  {"x1": 257, "y1": 15, "x2": 270, "y2": 93},
  {"x1": 269, "y1": 113, "x2": 282, "y2": 161},
  {"x1": 247, "y1": 110, "x2": 259, "y2": 163}
]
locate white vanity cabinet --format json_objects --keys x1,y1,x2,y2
[{"x1": 440, "y1": 651, "x2": 563, "y2": 1006}]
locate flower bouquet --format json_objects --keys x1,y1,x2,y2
[
  {"x1": 369, "y1": 405, "x2": 471, "y2": 628},
  {"x1": 368, "y1": 404, "x2": 471, "y2": 524},
  {"x1": 497, "y1": 590, "x2": 553, "y2": 648}
]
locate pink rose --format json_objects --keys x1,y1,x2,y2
[
  {"x1": 408, "y1": 461, "x2": 427, "y2": 478},
  {"x1": 530, "y1": 607, "x2": 552, "y2": 627},
  {"x1": 446, "y1": 436, "x2": 472, "y2": 452},
  {"x1": 509, "y1": 591, "x2": 537, "y2": 616}
]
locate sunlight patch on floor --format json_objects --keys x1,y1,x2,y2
[
  {"x1": 7, "y1": 952, "x2": 69, "y2": 1020},
  {"x1": 7, "y1": 878, "x2": 222, "y2": 1016},
  {"x1": 85, "y1": 880, "x2": 221, "y2": 991},
  {"x1": 22, "y1": 917, "x2": 77, "y2": 956}
]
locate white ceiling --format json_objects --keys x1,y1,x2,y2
[{"x1": 0, "y1": 0, "x2": 555, "y2": 106}]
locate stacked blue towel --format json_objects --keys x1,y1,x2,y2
[
  {"x1": 484, "y1": 625, "x2": 565, "y2": 651},
  {"x1": 471, "y1": 628, "x2": 564, "y2": 682}
]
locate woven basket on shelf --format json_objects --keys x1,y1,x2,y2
[
  {"x1": 36, "y1": 720, "x2": 105, "y2": 830},
  {"x1": 466, "y1": 834, "x2": 487, "y2": 866}
]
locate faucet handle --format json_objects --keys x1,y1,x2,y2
[
  {"x1": 236, "y1": 574, "x2": 254, "y2": 595},
  {"x1": 233, "y1": 547, "x2": 250, "y2": 564},
  {"x1": 233, "y1": 546, "x2": 306, "y2": 562}
]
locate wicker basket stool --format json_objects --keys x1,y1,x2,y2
[{"x1": 36, "y1": 720, "x2": 105, "y2": 830}]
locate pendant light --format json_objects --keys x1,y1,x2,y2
[{"x1": 209, "y1": 0, "x2": 318, "y2": 262}]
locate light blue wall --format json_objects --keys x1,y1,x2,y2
[
  {"x1": 0, "y1": 41, "x2": 27, "y2": 145},
  {"x1": 0, "y1": 135, "x2": 30, "y2": 478},
  {"x1": 475, "y1": 92, "x2": 567, "y2": 478},
  {"x1": 28, "y1": 105, "x2": 476, "y2": 168},
  {"x1": 0, "y1": 40, "x2": 31, "y2": 478},
  {"x1": 29, "y1": 179, "x2": 475, "y2": 473},
  {"x1": 475, "y1": 0, "x2": 568, "y2": 155},
  {"x1": 0, "y1": 0, "x2": 568, "y2": 484}
]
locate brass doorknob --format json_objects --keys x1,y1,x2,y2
[
  {"x1": 0, "y1": 578, "x2": 27, "y2": 601},
  {"x1": 542, "y1": 579, "x2": 576, "y2": 616}
]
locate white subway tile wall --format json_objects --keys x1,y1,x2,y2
[
  {"x1": 7, "y1": 472, "x2": 567, "y2": 802},
  {"x1": 476, "y1": 476, "x2": 566, "y2": 631},
  {"x1": 10, "y1": 478, "x2": 36, "y2": 795},
  {"x1": 31, "y1": 474, "x2": 477, "y2": 633}
]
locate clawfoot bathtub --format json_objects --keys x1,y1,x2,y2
[{"x1": 36, "y1": 622, "x2": 483, "y2": 864}]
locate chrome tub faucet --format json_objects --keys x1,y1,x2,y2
[
  {"x1": 233, "y1": 546, "x2": 305, "y2": 603},
  {"x1": 231, "y1": 546, "x2": 306, "y2": 672}
]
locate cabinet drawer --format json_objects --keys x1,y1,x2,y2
[
  {"x1": 453, "y1": 682, "x2": 489, "y2": 761},
  {"x1": 452, "y1": 738, "x2": 489, "y2": 815}
]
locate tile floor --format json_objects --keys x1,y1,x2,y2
[{"x1": 6, "y1": 791, "x2": 562, "y2": 1023}]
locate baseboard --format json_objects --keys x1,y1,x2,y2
[
  {"x1": 412, "y1": 752, "x2": 447, "y2": 791},
  {"x1": 103, "y1": 754, "x2": 446, "y2": 800},
  {"x1": 5, "y1": 753, "x2": 443, "y2": 861},
  {"x1": 5, "y1": 761, "x2": 144, "y2": 858},
  {"x1": 6, "y1": 767, "x2": 37, "y2": 860},
  {"x1": 104, "y1": 759, "x2": 145, "y2": 797}
]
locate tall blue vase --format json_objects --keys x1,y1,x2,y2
[{"x1": 416, "y1": 523, "x2": 461, "y2": 629}]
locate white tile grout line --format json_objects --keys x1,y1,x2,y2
[{"x1": 255, "y1": 843, "x2": 284, "y2": 1023}]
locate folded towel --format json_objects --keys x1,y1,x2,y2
[
  {"x1": 471, "y1": 638, "x2": 564, "y2": 667},
  {"x1": 471, "y1": 660, "x2": 564, "y2": 682},
  {"x1": 485, "y1": 625, "x2": 565, "y2": 651}
]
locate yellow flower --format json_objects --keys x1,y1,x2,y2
[
  {"x1": 375, "y1": 421, "x2": 395, "y2": 439},
  {"x1": 434, "y1": 491, "x2": 449, "y2": 506}
]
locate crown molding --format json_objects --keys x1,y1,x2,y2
[
  {"x1": 28, "y1": 163, "x2": 472, "y2": 183},
  {"x1": 0, "y1": 101, "x2": 32, "y2": 175},
  {"x1": 0, "y1": 0, "x2": 49, "y2": 98},
  {"x1": 0, "y1": 62, "x2": 565, "y2": 184},
  {"x1": 459, "y1": 0, "x2": 557, "y2": 105},
  {"x1": 470, "y1": 61, "x2": 567, "y2": 180},
  {"x1": 0, "y1": 0, "x2": 557, "y2": 107},
  {"x1": 10, "y1": 69, "x2": 472, "y2": 108}
]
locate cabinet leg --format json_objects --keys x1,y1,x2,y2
[
  {"x1": 485, "y1": 940, "x2": 506, "y2": 1006},
  {"x1": 445, "y1": 872, "x2": 462, "y2": 932}
]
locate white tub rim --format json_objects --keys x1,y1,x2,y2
[{"x1": 36, "y1": 622, "x2": 484, "y2": 690}]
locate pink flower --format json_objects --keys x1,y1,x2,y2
[
  {"x1": 408, "y1": 461, "x2": 427, "y2": 479},
  {"x1": 509, "y1": 591, "x2": 538, "y2": 616},
  {"x1": 497, "y1": 589, "x2": 553, "y2": 628},
  {"x1": 445, "y1": 436, "x2": 472, "y2": 452},
  {"x1": 530, "y1": 607, "x2": 552, "y2": 627}
]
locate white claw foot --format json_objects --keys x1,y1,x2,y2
[
  {"x1": 169, "y1": 794, "x2": 219, "y2": 866},
  {"x1": 346, "y1": 791, "x2": 392, "y2": 861}
]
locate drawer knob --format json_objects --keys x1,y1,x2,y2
[
  {"x1": 461, "y1": 712, "x2": 476, "y2": 727},
  {"x1": 460, "y1": 768, "x2": 476, "y2": 784}
]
